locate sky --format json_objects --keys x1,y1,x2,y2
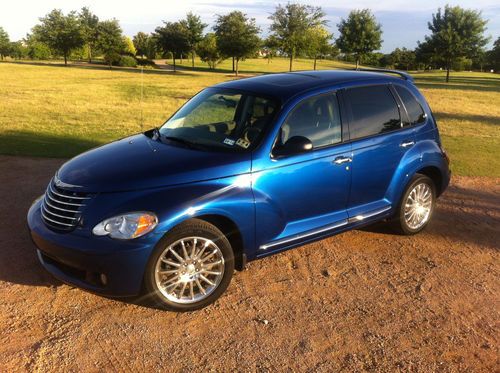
[{"x1": 1, "y1": 0, "x2": 499, "y2": 53}]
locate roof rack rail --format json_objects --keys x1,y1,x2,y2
[{"x1": 351, "y1": 68, "x2": 414, "y2": 82}]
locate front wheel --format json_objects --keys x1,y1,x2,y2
[
  {"x1": 392, "y1": 174, "x2": 436, "y2": 235},
  {"x1": 144, "y1": 219, "x2": 234, "y2": 311}
]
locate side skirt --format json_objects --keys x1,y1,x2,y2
[{"x1": 255, "y1": 205, "x2": 392, "y2": 259}]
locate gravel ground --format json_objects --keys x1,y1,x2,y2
[{"x1": 0, "y1": 155, "x2": 498, "y2": 372}]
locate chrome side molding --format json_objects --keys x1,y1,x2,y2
[
  {"x1": 259, "y1": 219, "x2": 348, "y2": 251},
  {"x1": 259, "y1": 205, "x2": 392, "y2": 251},
  {"x1": 347, "y1": 205, "x2": 392, "y2": 224}
]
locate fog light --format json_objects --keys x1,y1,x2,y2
[{"x1": 100, "y1": 274, "x2": 108, "y2": 286}]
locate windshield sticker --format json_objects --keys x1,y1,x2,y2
[
  {"x1": 236, "y1": 138, "x2": 250, "y2": 149},
  {"x1": 223, "y1": 138, "x2": 235, "y2": 146}
]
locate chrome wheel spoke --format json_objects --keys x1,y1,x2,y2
[
  {"x1": 195, "y1": 278, "x2": 206, "y2": 295},
  {"x1": 168, "y1": 248, "x2": 184, "y2": 263},
  {"x1": 155, "y1": 236, "x2": 225, "y2": 304},
  {"x1": 200, "y1": 275, "x2": 215, "y2": 286},
  {"x1": 202, "y1": 270, "x2": 222, "y2": 276},
  {"x1": 191, "y1": 238, "x2": 198, "y2": 258}
]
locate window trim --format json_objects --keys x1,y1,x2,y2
[
  {"x1": 391, "y1": 84, "x2": 428, "y2": 127},
  {"x1": 270, "y1": 90, "x2": 346, "y2": 158},
  {"x1": 343, "y1": 83, "x2": 412, "y2": 143}
]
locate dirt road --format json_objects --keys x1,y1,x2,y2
[{"x1": 0, "y1": 155, "x2": 498, "y2": 372}]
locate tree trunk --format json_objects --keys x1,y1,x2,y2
[
  {"x1": 88, "y1": 45, "x2": 92, "y2": 63},
  {"x1": 313, "y1": 56, "x2": 317, "y2": 70},
  {"x1": 356, "y1": 57, "x2": 359, "y2": 70},
  {"x1": 173, "y1": 56, "x2": 176, "y2": 72},
  {"x1": 232, "y1": 57, "x2": 235, "y2": 72},
  {"x1": 192, "y1": 51, "x2": 195, "y2": 68},
  {"x1": 235, "y1": 58, "x2": 239, "y2": 76},
  {"x1": 289, "y1": 53, "x2": 293, "y2": 72},
  {"x1": 64, "y1": 53, "x2": 68, "y2": 66},
  {"x1": 446, "y1": 60, "x2": 450, "y2": 83},
  {"x1": 180, "y1": 53, "x2": 183, "y2": 64}
]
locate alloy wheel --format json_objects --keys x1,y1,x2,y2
[
  {"x1": 154, "y1": 237, "x2": 225, "y2": 304},
  {"x1": 404, "y1": 182, "x2": 433, "y2": 230}
]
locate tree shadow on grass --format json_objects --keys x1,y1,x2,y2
[
  {"x1": 0, "y1": 130, "x2": 107, "y2": 158},
  {"x1": 414, "y1": 75, "x2": 500, "y2": 93},
  {"x1": 415, "y1": 81, "x2": 500, "y2": 93},
  {"x1": 433, "y1": 112, "x2": 500, "y2": 126},
  {"x1": 0, "y1": 60, "x2": 196, "y2": 77}
]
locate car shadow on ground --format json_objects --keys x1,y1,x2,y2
[{"x1": 359, "y1": 182, "x2": 499, "y2": 251}]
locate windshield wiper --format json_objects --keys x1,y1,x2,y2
[
  {"x1": 163, "y1": 136, "x2": 203, "y2": 150},
  {"x1": 152, "y1": 127, "x2": 161, "y2": 141}
]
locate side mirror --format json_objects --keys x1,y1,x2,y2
[{"x1": 274, "y1": 136, "x2": 313, "y2": 157}]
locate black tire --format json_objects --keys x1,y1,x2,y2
[
  {"x1": 391, "y1": 174, "x2": 436, "y2": 235},
  {"x1": 144, "y1": 219, "x2": 234, "y2": 311}
]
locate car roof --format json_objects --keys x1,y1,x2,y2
[{"x1": 214, "y1": 70, "x2": 409, "y2": 103}]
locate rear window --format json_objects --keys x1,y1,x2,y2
[
  {"x1": 346, "y1": 85, "x2": 401, "y2": 139},
  {"x1": 395, "y1": 85, "x2": 426, "y2": 126}
]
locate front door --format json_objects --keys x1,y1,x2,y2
[{"x1": 253, "y1": 92, "x2": 352, "y2": 255}]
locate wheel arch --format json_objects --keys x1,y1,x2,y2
[
  {"x1": 415, "y1": 165, "x2": 444, "y2": 196},
  {"x1": 190, "y1": 214, "x2": 246, "y2": 271}
]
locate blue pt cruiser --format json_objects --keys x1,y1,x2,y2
[{"x1": 28, "y1": 70, "x2": 450, "y2": 311}]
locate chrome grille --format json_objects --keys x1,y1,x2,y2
[{"x1": 41, "y1": 181, "x2": 91, "y2": 231}]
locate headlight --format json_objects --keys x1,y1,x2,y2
[{"x1": 92, "y1": 212, "x2": 158, "y2": 239}]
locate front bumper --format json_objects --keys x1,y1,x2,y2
[{"x1": 27, "y1": 200, "x2": 159, "y2": 297}]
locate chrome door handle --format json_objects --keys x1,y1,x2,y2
[
  {"x1": 333, "y1": 156, "x2": 352, "y2": 165},
  {"x1": 400, "y1": 141, "x2": 415, "y2": 148}
]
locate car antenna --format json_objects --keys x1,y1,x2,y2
[{"x1": 140, "y1": 64, "x2": 144, "y2": 132}]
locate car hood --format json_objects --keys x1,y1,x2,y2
[{"x1": 56, "y1": 134, "x2": 251, "y2": 193}]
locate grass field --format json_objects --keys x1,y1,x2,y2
[{"x1": 1, "y1": 59, "x2": 499, "y2": 176}]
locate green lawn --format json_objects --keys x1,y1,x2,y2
[{"x1": 0, "y1": 60, "x2": 499, "y2": 177}]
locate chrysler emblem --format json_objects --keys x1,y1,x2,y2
[{"x1": 54, "y1": 175, "x2": 81, "y2": 189}]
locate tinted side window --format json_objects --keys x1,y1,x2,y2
[
  {"x1": 347, "y1": 85, "x2": 401, "y2": 139},
  {"x1": 281, "y1": 93, "x2": 342, "y2": 148},
  {"x1": 395, "y1": 85, "x2": 426, "y2": 126}
]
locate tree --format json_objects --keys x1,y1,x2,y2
[
  {"x1": 268, "y1": 3, "x2": 327, "y2": 71},
  {"x1": 9, "y1": 41, "x2": 27, "y2": 59},
  {"x1": 78, "y1": 7, "x2": 99, "y2": 63},
  {"x1": 486, "y1": 37, "x2": 500, "y2": 71},
  {"x1": 122, "y1": 36, "x2": 136, "y2": 56},
  {"x1": 305, "y1": 25, "x2": 332, "y2": 70},
  {"x1": 0, "y1": 27, "x2": 10, "y2": 59},
  {"x1": 336, "y1": 9, "x2": 382, "y2": 69},
  {"x1": 263, "y1": 35, "x2": 280, "y2": 64},
  {"x1": 133, "y1": 32, "x2": 157, "y2": 59},
  {"x1": 419, "y1": 5, "x2": 489, "y2": 82},
  {"x1": 155, "y1": 21, "x2": 190, "y2": 72},
  {"x1": 24, "y1": 33, "x2": 52, "y2": 60},
  {"x1": 391, "y1": 47, "x2": 416, "y2": 70},
  {"x1": 196, "y1": 33, "x2": 223, "y2": 69},
  {"x1": 96, "y1": 19, "x2": 125, "y2": 68},
  {"x1": 32, "y1": 9, "x2": 84, "y2": 65},
  {"x1": 214, "y1": 11, "x2": 261, "y2": 76},
  {"x1": 181, "y1": 12, "x2": 206, "y2": 68},
  {"x1": 133, "y1": 32, "x2": 147, "y2": 57}
]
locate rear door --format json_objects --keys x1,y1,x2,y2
[{"x1": 343, "y1": 84, "x2": 416, "y2": 219}]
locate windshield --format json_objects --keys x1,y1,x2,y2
[{"x1": 159, "y1": 88, "x2": 279, "y2": 151}]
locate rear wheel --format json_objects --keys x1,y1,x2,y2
[
  {"x1": 392, "y1": 174, "x2": 436, "y2": 235},
  {"x1": 145, "y1": 219, "x2": 234, "y2": 311}
]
